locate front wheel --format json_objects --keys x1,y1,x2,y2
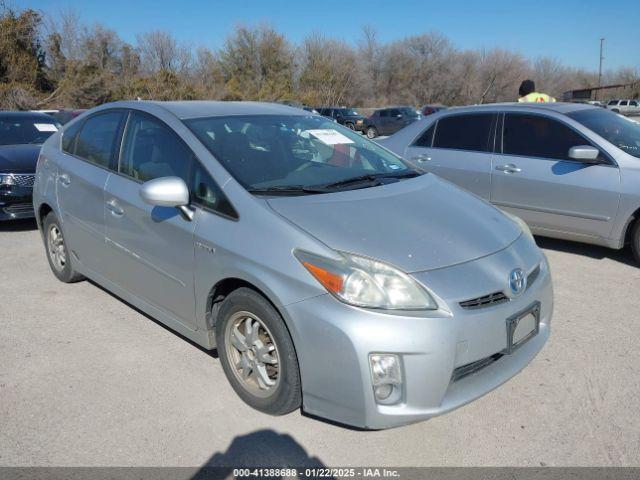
[
  {"x1": 216, "y1": 288, "x2": 301, "y2": 415},
  {"x1": 366, "y1": 126, "x2": 378, "y2": 139}
]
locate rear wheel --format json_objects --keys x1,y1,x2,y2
[
  {"x1": 216, "y1": 288, "x2": 301, "y2": 415},
  {"x1": 43, "y1": 212, "x2": 84, "y2": 283},
  {"x1": 346, "y1": 122, "x2": 355, "y2": 130},
  {"x1": 631, "y1": 220, "x2": 640, "y2": 265},
  {"x1": 366, "y1": 126, "x2": 378, "y2": 139}
]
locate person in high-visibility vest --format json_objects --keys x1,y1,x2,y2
[{"x1": 517, "y1": 79, "x2": 556, "y2": 103}]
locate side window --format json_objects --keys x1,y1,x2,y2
[
  {"x1": 414, "y1": 124, "x2": 435, "y2": 147},
  {"x1": 620, "y1": 100, "x2": 629, "y2": 106},
  {"x1": 608, "y1": 100, "x2": 618, "y2": 106},
  {"x1": 191, "y1": 162, "x2": 237, "y2": 218},
  {"x1": 388, "y1": 109, "x2": 400, "y2": 117},
  {"x1": 120, "y1": 112, "x2": 192, "y2": 183},
  {"x1": 380, "y1": 110, "x2": 389, "y2": 118},
  {"x1": 631, "y1": 101, "x2": 638, "y2": 107},
  {"x1": 432, "y1": 114, "x2": 493, "y2": 152},
  {"x1": 503, "y1": 114, "x2": 594, "y2": 161},
  {"x1": 61, "y1": 120, "x2": 83, "y2": 154},
  {"x1": 74, "y1": 112, "x2": 124, "y2": 168}
]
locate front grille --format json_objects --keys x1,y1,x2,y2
[
  {"x1": 527, "y1": 265, "x2": 540, "y2": 288},
  {"x1": 3, "y1": 203, "x2": 34, "y2": 214},
  {"x1": 5, "y1": 174, "x2": 35, "y2": 188},
  {"x1": 452, "y1": 353, "x2": 504, "y2": 382},
  {"x1": 459, "y1": 291, "x2": 508, "y2": 310},
  {"x1": 459, "y1": 263, "x2": 542, "y2": 311}
]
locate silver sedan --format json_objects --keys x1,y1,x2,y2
[
  {"x1": 380, "y1": 103, "x2": 640, "y2": 264},
  {"x1": 33, "y1": 101, "x2": 552, "y2": 429}
]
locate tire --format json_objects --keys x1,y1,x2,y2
[
  {"x1": 366, "y1": 126, "x2": 378, "y2": 139},
  {"x1": 43, "y1": 212, "x2": 84, "y2": 283},
  {"x1": 612, "y1": 109, "x2": 620, "y2": 114},
  {"x1": 216, "y1": 287, "x2": 301, "y2": 415},
  {"x1": 346, "y1": 122, "x2": 355, "y2": 130},
  {"x1": 631, "y1": 220, "x2": 640, "y2": 265}
]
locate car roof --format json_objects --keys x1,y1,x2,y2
[
  {"x1": 0, "y1": 111, "x2": 60, "y2": 121},
  {"x1": 445, "y1": 102, "x2": 598, "y2": 115},
  {"x1": 100, "y1": 100, "x2": 310, "y2": 120}
]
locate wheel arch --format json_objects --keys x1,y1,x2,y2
[{"x1": 36, "y1": 202, "x2": 54, "y2": 233}]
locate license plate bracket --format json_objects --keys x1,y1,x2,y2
[{"x1": 505, "y1": 301, "x2": 541, "y2": 354}]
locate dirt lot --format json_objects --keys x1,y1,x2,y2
[{"x1": 1, "y1": 219, "x2": 639, "y2": 467}]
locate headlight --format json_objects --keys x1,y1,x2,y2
[
  {"x1": 505, "y1": 212, "x2": 534, "y2": 242},
  {"x1": 0, "y1": 174, "x2": 15, "y2": 186},
  {"x1": 294, "y1": 250, "x2": 437, "y2": 310}
]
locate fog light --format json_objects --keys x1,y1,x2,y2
[
  {"x1": 369, "y1": 354, "x2": 402, "y2": 403},
  {"x1": 374, "y1": 384, "x2": 393, "y2": 400}
]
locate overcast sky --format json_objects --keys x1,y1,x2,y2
[{"x1": 19, "y1": 0, "x2": 640, "y2": 72}]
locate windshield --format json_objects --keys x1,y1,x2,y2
[
  {"x1": 399, "y1": 108, "x2": 419, "y2": 118},
  {"x1": 0, "y1": 116, "x2": 60, "y2": 146},
  {"x1": 568, "y1": 109, "x2": 640, "y2": 158},
  {"x1": 339, "y1": 109, "x2": 359, "y2": 116},
  {"x1": 185, "y1": 115, "x2": 413, "y2": 193}
]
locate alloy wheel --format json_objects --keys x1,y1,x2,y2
[
  {"x1": 224, "y1": 311, "x2": 280, "y2": 398},
  {"x1": 47, "y1": 224, "x2": 67, "y2": 272}
]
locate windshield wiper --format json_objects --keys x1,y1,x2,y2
[
  {"x1": 247, "y1": 185, "x2": 327, "y2": 195},
  {"x1": 316, "y1": 170, "x2": 422, "y2": 191}
]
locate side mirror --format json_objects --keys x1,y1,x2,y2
[
  {"x1": 568, "y1": 146, "x2": 600, "y2": 163},
  {"x1": 139, "y1": 176, "x2": 194, "y2": 220}
]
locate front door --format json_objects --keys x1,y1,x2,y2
[
  {"x1": 103, "y1": 111, "x2": 198, "y2": 328},
  {"x1": 491, "y1": 113, "x2": 620, "y2": 240}
]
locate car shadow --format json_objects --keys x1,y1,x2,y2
[
  {"x1": 87, "y1": 279, "x2": 218, "y2": 359},
  {"x1": 0, "y1": 218, "x2": 38, "y2": 232},
  {"x1": 535, "y1": 236, "x2": 636, "y2": 267},
  {"x1": 192, "y1": 429, "x2": 331, "y2": 479}
]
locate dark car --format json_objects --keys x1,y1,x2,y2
[
  {"x1": 420, "y1": 104, "x2": 447, "y2": 116},
  {"x1": 316, "y1": 107, "x2": 366, "y2": 131},
  {"x1": 0, "y1": 112, "x2": 61, "y2": 220},
  {"x1": 364, "y1": 106, "x2": 420, "y2": 138}
]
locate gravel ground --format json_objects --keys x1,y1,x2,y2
[{"x1": 1, "y1": 219, "x2": 639, "y2": 467}]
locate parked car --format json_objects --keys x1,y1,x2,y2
[
  {"x1": 421, "y1": 104, "x2": 448, "y2": 116},
  {"x1": 364, "y1": 106, "x2": 420, "y2": 138},
  {"x1": 34, "y1": 101, "x2": 552, "y2": 429},
  {"x1": 316, "y1": 107, "x2": 366, "y2": 131},
  {"x1": 0, "y1": 111, "x2": 60, "y2": 220},
  {"x1": 606, "y1": 99, "x2": 640, "y2": 116},
  {"x1": 31, "y1": 109, "x2": 86, "y2": 125},
  {"x1": 381, "y1": 102, "x2": 640, "y2": 263}
]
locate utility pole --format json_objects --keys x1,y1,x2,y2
[{"x1": 596, "y1": 37, "x2": 605, "y2": 100}]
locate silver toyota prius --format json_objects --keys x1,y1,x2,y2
[{"x1": 33, "y1": 101, "x2": 552, "y2": 429}]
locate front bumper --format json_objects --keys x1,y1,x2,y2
[
  {"x1": 282, "y1": 234, "x2": 552, "y2": 429},
  {"x1": 0, "y1": 186, "x2": 35, "y2": 220}
]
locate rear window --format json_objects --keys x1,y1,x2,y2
[
  {"x1": 74, "y1": 112, "x2": 124, "y2": 168},
  {"x1": 432, "y1": 114, "x2": 494, "y2": 152}
]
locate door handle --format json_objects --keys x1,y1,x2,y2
[
  {"x1": 58, "y1": 173, "x2": 71, "y2": 186},
  {"x1": 106, "y1": 199, "x2": 124, "y2": 216},
  {"x1": 411, "y1": 154, "x2": 432, "y2": 162},
  {"x1": 495, "y1": 164, "x2": 522, "y2": 174}
]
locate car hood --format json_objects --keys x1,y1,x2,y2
[
  {"x1": 267, "y1": 174, "x2": 521, "y2": 272},
  {"x1": 0, "y1": 144, "x2": 41, "y2": 173}
]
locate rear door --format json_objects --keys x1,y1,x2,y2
[
  {"x1": 56, "y1": 110, "x2": 126, "y2": 275},
  {"x1": 491, "y1": 112, "x2": 620, "y2": 240},
  {"x1": 103, "y1": 111, "x2": 198, "y2": 329},
  {"x1": 404, "y1": 112, "x2": 496, "y2": 199}
]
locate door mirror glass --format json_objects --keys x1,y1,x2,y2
[
  {"x1": 139, "y1": 176, "x2": 189, "y2": 207},
  {"x1": 568, "y1": 145, "x2": 600, "y2": 163}
]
